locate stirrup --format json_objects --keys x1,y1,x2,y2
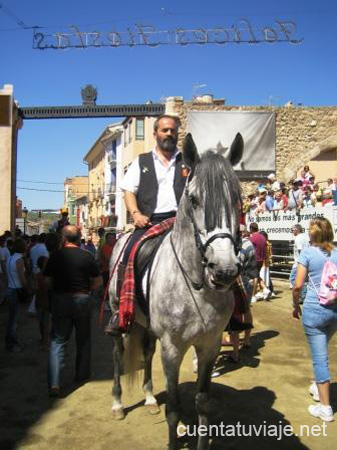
[{"x1": 104, "y1": 312, "x2": 122, "y2": 336}]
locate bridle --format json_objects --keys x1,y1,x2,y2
[
  {"x1": 170, "y1": 188, "x2": 242, "y2": 292},
  {"x1": 185, "y1": 188, "x2": 241, "y2": 267}
]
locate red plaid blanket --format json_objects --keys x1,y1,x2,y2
[{"x1": 119, "y1": 217, "x2": 176, "y2": 332}]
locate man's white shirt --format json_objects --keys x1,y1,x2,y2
[
  {"x1": 30, "y1": 243, "x2": 49, "y2": 274},
  {"x1": 120, "y1": 149, "x2": 182, "y2": 214},
  {"x1": 294, "y1": 233, "x2": 310, "y2": 262}
]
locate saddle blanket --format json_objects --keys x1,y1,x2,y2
[{"x1": 119, "y1": 217, "x2": 175, "y2": 332}]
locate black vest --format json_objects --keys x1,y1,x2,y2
[{"x1": 136, "y1": 152, "x2": 186, "y2": 218}]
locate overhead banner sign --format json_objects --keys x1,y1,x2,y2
[
  {"x1": 247, "y1": 207, "x2": 337, "y2": 241},
  {"x1": 32, "y1": 20, "x2": 303, "y2": 50},
  {"x1": 187, "y1": 111, "x2": 276, "y2": 172}
]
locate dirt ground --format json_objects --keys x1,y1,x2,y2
[{"x1": 0, "y1": 280, "x2": 336, "y2": 450}]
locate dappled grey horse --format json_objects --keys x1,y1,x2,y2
[{"x1": 109, "y1": 132, "x2": 243, "y2": 450}]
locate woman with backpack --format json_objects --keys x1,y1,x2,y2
[{"x1": 293, "y1": 217, "x2": 337, "y2": 422}]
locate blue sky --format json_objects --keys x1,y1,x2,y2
[{"x1": 1, "y1": 0, "x2": 336, "y2": 209}]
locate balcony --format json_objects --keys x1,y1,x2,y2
[
  {"x1": 105, "y1": 182, "x2": 116, "y2": 196},
  {"x1": 107, "y1": 152, "x2": 116, "y2": 165}
]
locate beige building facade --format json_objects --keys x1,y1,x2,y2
[
  {"x1": 0, "y1": 84, "x2": 22, "y2": 234},
  {"x1": 121, "y1": 116, "x2": 157, "y2": 227},
  {"x1": 122, "y1": 116, "x2": 157, "y2": 167},
  {"x1": 64, "y1": 176, "x2": 89, "y2": 204},
  {"x1": 64, "y1": 176, "x2": 88, "y2": 226},
  {"x1": 83, "y1": 123, "x2": 124, "y2": 240},
  {"x1": 83, "y1": 129, "x2": 107, "y2": 239}
]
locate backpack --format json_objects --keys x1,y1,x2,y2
[{"x1": 309, "y1": 250, "x2": 337, "y2": 306}]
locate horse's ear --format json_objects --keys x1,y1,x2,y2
[
  {"x1": 183, "y1": 133, "x2": 200, "y2": 168},
  {"x1": 227, "y1": 133, "x2": 244, "y2": 167}
]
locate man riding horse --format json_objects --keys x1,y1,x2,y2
[{"x1": 105, "y1": 114, "x2": 186, "y2": 335}]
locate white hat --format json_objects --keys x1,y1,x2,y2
[{"x1": 267, "y1": 173, "x2": 276, "y2": 180}]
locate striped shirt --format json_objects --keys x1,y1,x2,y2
[{"x1": 239, "y1": 238, "x2": 258, "y2": 280}]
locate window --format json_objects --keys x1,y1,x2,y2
[
  {"x1": 123, "y1": 127, "x2": 127, "y2": 147},
  {"x1": 128, "y1": 120, "x2": 132, "y2": 143},
  {"x1": 136, "y1": 118, "x2": 145, "y2": 140},
  {"x1": 112, "y1": 139, "x2": 117, "y2": 158}
]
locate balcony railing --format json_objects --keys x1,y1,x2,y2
[
  {"x1": 107, "y1": 152, "x2": 116, "y2": 164},
  {"x1": 105, "y1": 182, "x2": 116, "y2": 195}
]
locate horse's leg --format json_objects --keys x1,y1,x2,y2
[
  {"x1": 143, "y1": 332, "x2": 160, "y2": 415},
  {"x1": 195, "y1": 341, "x2": 221, "y2": 450},
  {"x1": 161, "y1": 340, "x2": 184, "y2": 450},
  {"x1": 111, "y1": 335, "x2": 125, "y2": 420}
]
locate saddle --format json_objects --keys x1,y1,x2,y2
[
  {"x1": 105, "y1": 218, "x2": 175, "y2": 336},
  {"x1": 134, "y1": 229, "x2": 171, "y2": 311}
]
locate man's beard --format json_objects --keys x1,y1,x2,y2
[{"x1": 157, "y1": 135, "x2": 177, "y2": 153}]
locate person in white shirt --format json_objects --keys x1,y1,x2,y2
[
  {"x1": 5, "y1": 238, "x2": 28, "y2": 352},
  {"x1": 328, "y1": 176, "x2": 337, "y2": 192},
  {"x1": 30, "y1": 234, "x2": 49, "y2": 275},
  {"x1": 120, "y1": 114, "x2": 185, "y2": 263},
  {"x1": 289, "y1": 224, "x2": 310, "y2": 298},
  {"x1": 267, "y1": 173, "x2": 281, "y2": 192},
  {"x1": 105, "y1": 115, "x2": 186, "y2": 335},
  {"x1": 29, "y1": 234, "x2": 49, "y2": 315}
]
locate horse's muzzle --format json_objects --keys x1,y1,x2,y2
[{"x1": 209, "y1": 263, "x2": 241, "y2": 289}]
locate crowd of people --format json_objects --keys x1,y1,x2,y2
[
  {"x1": 243, "y1": 169, "x2": 337, "y2": 214},
  {"x1": 0, "y1": 224, "x2": 119, "y2": 396}
]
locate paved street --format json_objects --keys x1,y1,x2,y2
[{"x1": 0, "y1": 281, "x2": 336, "y2": 450}]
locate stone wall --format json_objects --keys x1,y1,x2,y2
[{"x1": 165, "y1": 97, "x2": 337, "y2": 189}]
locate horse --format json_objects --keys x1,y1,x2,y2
[{"x1": 108, "y1": 132, "x2": 243, "y2": 450}]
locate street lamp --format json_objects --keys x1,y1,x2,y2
[{"x1": 22, "y1": 207, "x2": 28, "y2": 235}]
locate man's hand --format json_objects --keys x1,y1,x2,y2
[{"x1": 133, "y1": 212, "x2": 151, "y2": 228}]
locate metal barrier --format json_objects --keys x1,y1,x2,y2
[{"x1": 270, "y1": 240, "x2": 294, "y2": 278}]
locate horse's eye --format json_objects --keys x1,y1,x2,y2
[{"x1": 190, "y1": 196, "x2": 199, "y2": 209}]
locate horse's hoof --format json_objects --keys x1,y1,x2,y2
[
  {"x1": 145, "y1": 403, "x2": 160, "y2": 415},
  {"x1": 111, "y1": 407, "x2": 125, "y2": 420}
]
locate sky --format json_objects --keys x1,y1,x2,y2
[{"x1": 1, "y1": 0, "x2": 336, "y2": 210}]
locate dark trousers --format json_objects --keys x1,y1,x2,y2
[
  {"x1": 48, "y1": 292, "x2": 93, "y2": 387},
  {"x1": 5, "y1": 288, "x2": 19, "y2": 349}
]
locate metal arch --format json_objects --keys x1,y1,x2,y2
[{"x1": 19, "y1": 103, "x2": 165, "y2": 120}]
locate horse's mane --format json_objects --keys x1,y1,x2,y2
[{"x1": 194, "y1": 150, "x2": 241, "y2": 232}]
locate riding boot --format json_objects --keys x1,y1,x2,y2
[{"x1": 104, "y1": 263, "x2": 126, "y2": 336}]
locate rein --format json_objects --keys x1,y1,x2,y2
[{"x1": 170, "y1": 233, "x2": 208, "y2": 331}]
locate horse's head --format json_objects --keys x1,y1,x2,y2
[{"x1": 181, "y1": 132, "x2": 244, "y2": 290}]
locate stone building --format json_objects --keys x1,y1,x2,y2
[{"x1": 166, "y1": 96, "x2": 337, "y2": 189}]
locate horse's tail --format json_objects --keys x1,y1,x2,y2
[{"x1": 123, "y1": 323, "x2": 146, "y2": 387}]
